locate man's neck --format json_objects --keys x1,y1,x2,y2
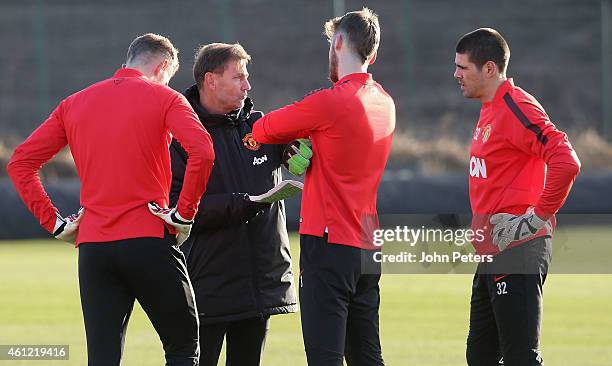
[
  {"x1": 480, "y1": 76, "x2": 507, "y2": 103},
  {"x1": 125, "y1": 63, "x2": 156, "y2": 82},
  {"x1": 199, "y1": 89, "x2": 229, "y2": 115},
  {"x1": 337, "y1": 57, "x2": 368, "y2": 82}
]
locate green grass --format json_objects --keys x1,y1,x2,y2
[{"x1": 0, "y1": 231, "x2": 611, "y2": 365}]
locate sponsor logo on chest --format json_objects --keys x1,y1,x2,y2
[
  {"x1": 253, "y1": 155, "x2": 268, "y2": 166},
  {"x1": 469, "y1": 156, "x2": 487, "y2": 178}
]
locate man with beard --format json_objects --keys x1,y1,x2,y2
[
  {"x1": 252, "y1": 8, "x2": 395, "y2": 366},
  {"x1": 169, "y1": 43, "x2": 299, "y2": 366},
  {"x1": 454, "y1": 28, "x2": 580, "y2": 365}
]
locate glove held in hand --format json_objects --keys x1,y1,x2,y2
[
  {"x1": 490, "y1": 207, "x2": 550, "y2": 251},
  {"x1": 148, "y1": 202, "x2": 193, "y2": 246},
  {"x1": 282, "y1": 139, "x2": 312, "y2": 176},
  {"x1": 53, "y1": 207, "x2": 85, "y2": 244}
]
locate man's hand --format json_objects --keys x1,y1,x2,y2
[
  {"x1": 490, "y1": 207, "x2": 552, "y2": 251},
  {"x1": 232, "y1": 193, "x2": 271, "y2": 223},
  {"x1": 282, "y1": 139, "x2": 312, "y2": 176},
  {"x1": 244, "y1": 195, "x2": 271, "y2": 222},
  {"x1": 53, "y1": 207, "x2": 85, "y2": 244},
  {"x1": 148, "y1": 202, "x2": 194, "y2": 246}
]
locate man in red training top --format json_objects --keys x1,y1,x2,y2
[
  {"x1": 7, "y1": 34, "x2": 215, "y2": 366},
  {"x1": 252, "y1": 8, "x2": 395, "y2": 366},
  {"x1": 454, "y1": 28, "x2": 580, "y2": 366}
]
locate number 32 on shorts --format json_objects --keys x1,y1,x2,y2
[{"x1": 496, "y1": 281, "x2": 508, "y2": 295}]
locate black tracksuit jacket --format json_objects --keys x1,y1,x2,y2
[{"x1": 169, "y1": 85, "x2": 297, "y2": 324}]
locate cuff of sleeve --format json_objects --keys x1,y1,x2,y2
[
  {"x1": 176, "y1": 206, "x2": 195, "y2": 222},
  {"x1": 533, "y1": 206, "x2": 552, "y2": 221},
  {"x1": 46, "y1": 208, "x2": 62, "y2": 234}
]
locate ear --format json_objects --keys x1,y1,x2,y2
[
  {"x1": 204, "y1": 72, "x2": 216, "y2": 90},
  {"x1": 153, "y1": 59, "x2": 169, "y2": 77},
  {"x1": 484, "y1": 60, "x2": 498, "y2": 77},
  {"x1": 334, "y1": 34, "x2": 343, "y2": 51},
  {"x1": 368, "y1": 51, "x2": 377, "y2": 65}
]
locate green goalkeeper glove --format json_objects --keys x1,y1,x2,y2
[{"x1": 282, "y1": 139, "x2": 312, "y2": 176}]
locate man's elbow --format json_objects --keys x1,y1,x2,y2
[
  {"x1": 251, "y1": 126, "x2": 264, "y2": 142},
  {"x1": 551, "y1": 154, "x2": 581, "y2": 182},
  {"x1": 6, "y1": 158, "x2": 15, "y2": 179},
  {"x1": 200, "y1": 142, "x2": 216, "y2": 163},
  {"x1": 568, "y1": 149, "x2": 581, "y2": 178},
  {"x1": 571, "y1": 158, "x2": 581, "y2": 178},
  {"x1": 189, "y1": 137, "x2": 216, "y2": 164},
  {"x1": 251, "y1": 121, "x2": 271, "y2": 143},
  {"x1": 547, "y1": 140, "x2": 581, "y2": 179},
  {"x1": 6, "y1": 149, "x2": 27, "y2": 182},
  {"x1": 204, "y1": 144, "x2": 216, "y2": 164}
]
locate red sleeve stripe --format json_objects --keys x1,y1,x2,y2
[{"x1": 502, "y1": 93, "x2": 549, "y2": 145}]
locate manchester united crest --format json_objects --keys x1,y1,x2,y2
[
  {"x1": 482, "y1": 124, "x2": 492, "y2": 143},
  {"x1": 243, "y1": 133, "x2": 261, "y2": 151}
]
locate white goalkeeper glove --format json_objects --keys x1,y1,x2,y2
[
  {"x1": 148, "y1": 202, "x2": 194, "y2": 246},
  {"x1": 489, "y1": 207, "x2": 552, "y2": 251},
  {"x1": 53, "y1": 207, "x2": 85, "y2": 244}
]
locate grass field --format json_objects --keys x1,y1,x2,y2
[{"x1": 1, "y1": 231, "x2": 611, "y2": 365}]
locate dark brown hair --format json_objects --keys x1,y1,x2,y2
[
  {"x1": 193, "y1": 43, "x2": 251, "y2": 88},
  {"x1": 456, "y1": 28, "x2": 510, "y2": 74},
  {"x1": 324, "y1": 7, "x2": 380, "y2": 63}
]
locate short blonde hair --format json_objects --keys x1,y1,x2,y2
[{"x1": 126, "y1": 33, "x2": 179, "y2": 72}]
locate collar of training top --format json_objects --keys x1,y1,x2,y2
[
  {"x1": 334, "y1": 72, "x2": 374, "y2": 86},
  {"x1": 183, "y1": 84, "x2": 253, "y2": 129},
  {"x1": 113, "y1": 68, "x2": 144, "y2": 78},
  {"x1": 485, "y1": 78, "x2": 515, "y2": 107}
]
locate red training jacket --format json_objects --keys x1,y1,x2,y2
[
  {"x1": 252, "y1": 73, "x2": 395, "y2": 249},
  {"x1": 469, "y1": 78, "x2": 580, "y2": 255},
  {"x1": 7, "y1": 68, "x2": 215, "y2": 245}
]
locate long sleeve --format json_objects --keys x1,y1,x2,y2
[
  {"x1": 247, "y1": 111, "x2": 287, "y2": 168},
  {"x1": 503, "y1": 96, "x2": 581, "y2": 219},
  {"x1": 169, "y1": 139, "x2": 188, "y2": 208},
  {"x1": 7, "y1": 101, "x2": 69, "y2": 233},
  {"x1": 251, "y1": 88, "x2": 335, "y2": 144},
  {"x1": 170, "y1": 139, "x2": 252, "y2": 232},
  {"x1": 164, "y1": 93, "x2": 215, "y2": 220},
  {"x1": 191, "y1": 194, "x2": 256, "y2": 231}
]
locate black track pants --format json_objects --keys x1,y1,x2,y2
[
  {"x1": 466, "y1": 237, "x2": 552, "y2": 366},
  {"x1": 199, "y1": 316, "x2": 269, "y2": 366},
  {"x1": 299, "y1": 234, "x2": 384, "y2": 366},
  {"x1": 78, "y1": 235, "x2": 199, "y2": 366}
]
